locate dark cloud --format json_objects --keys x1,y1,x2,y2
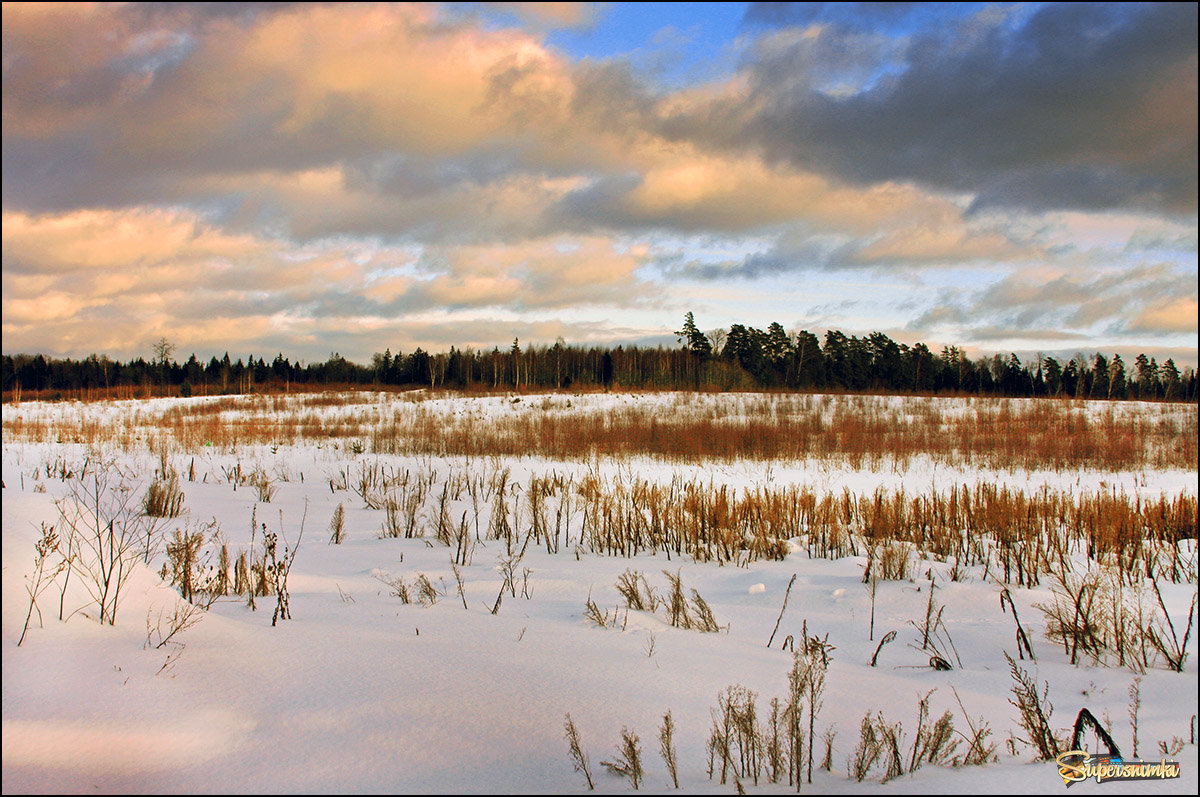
[
  {"x1": 343, "y1": 152, "x2": 522, "y2": 199},
  {"x1": 692, "y1": 3, "x2": 1198, "y2": 215},
  {"x1": 546, "y1": 173, "x2": 643, "y2": 233}
]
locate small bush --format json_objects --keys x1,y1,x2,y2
[
  {"x1": 659, "y1": 710, "x2": 679, "y2": 789},
  {"x1": 564, "y1": 713, "x2": 595, "y2": 790},
  {"x1": 1005, "y1": 654, "x2": 1064, "y2": 761},
  {"x1": 144, "y1": 474, "x2": 185, "y2": 518},
  {"x1": 328, "y1": 503, "x2": 346, "y2": 544},
  {"x1": 603, "y1": 727, "x2": 644, "y2": 790}
]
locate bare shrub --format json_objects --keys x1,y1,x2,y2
[
  {"x1": 143, "y1": 472, "x2": 185, "y2": 518},
  {"x1": 848, "y1": 711, "x2": 882, "y2": 782},
  {"x1": 414, "y1": 573, "x2": 441, "y2": 607},
  {"x1": 662, "y1": 569, "x2": 691, "y2": 629},
  {"x1": 1035, "y1": 568, "x2": 1176, "y2": 671},
  {"x1": 164, "y1": 525, "x2": 207, "y2": 604},
  {"x1": 233, "y1": 550, "x2": 250, "y2": 597},
  {"x1": 19, "y1": 524, "x2": 68, "y2": 646},
  {"x1": 764, "y1": 698, "x2": 785, "y2": 783},
  {"x1": 58, "y1": 459, "x2": 162, "y2": 625},
  {"x1": 874, "y1": 540, "x2": 914, "y2": 581},
  {"x1": 328, "y1": 503, "x2": 346, "y2": 544},
  {"x1": 789, "y1": 626, "x2": 833, "y2": 785},
  {"x1": 616, "y1": 569, "x2": 655, "y2": 611},
  {"x1": 1128, "y1": 676, "x2": 1142, "y2": 757},
  {"x1": 1005, "y1": 653, "x2": 1065, "y2": 760},
  {"x1": 584, "y1": 592, "x2": 622, "y2": 629},
  {"x1": 145, "y1": 598, "x2": 207, "y2": 650},
  {"x1": 708, "y1": 685, "x2": 763, "y2": 786},
  {"x1": 1158, "y1": 737, "x2": 1185, "y2": 756},
  {"x1": 375, "y1": 571, "x2": 411, "y2": 604},
  {"x1": 820, "y1": 726, "x2": 836, "y2": 772},
  {"x1": 659, "y1": 710, "x2": 679, "y2": 789},
  {"x1": 248, "y1": 465, "x2": 277, "y2": 502},
  {"x1": 950, "y1": 688, "x2": 998, "y2": 766},
  {"x1": 1147, "y1": 579, "x2": 1196, "y2": 673},
  {"x1": 381, "y1": 495, "x2": 403, "y2": 538},
  {"x1": 213, "y1": 542, "x2": 230, "y2": 596},
  {"x1": 564, "y1": 713, "x2": 595, "y2": 790},
  {"x1": 1036, "y1": 569, "x2": 1101, "y2": 665},
  {"x1": 354, "y1": 460, "x2": 386, "y2": 509},
  {"x1": 876, "y1": 714, "x2": 905, "y2": 782},
  {"x1": 266, "y1": 504, "x2": 305, "y2": 626},
  {"x1": 690, "y1": 589, "x2": 721, "y2": 632},
  {"x1": 602, "y1": 727, "x2": 644, "y2": 789},
  {"x1": 907, "y1": 690, "x2": 959, "y2": 772}
]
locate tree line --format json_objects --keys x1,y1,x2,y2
[{"x1": 2, "y1": 315, "x2": 1196, "y2": 402}]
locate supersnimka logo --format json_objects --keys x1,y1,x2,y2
[{"x1": 1056, "y1": 750, "x2": 1181, "y2": 787}]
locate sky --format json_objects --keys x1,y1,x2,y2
[{"x1": 2, "y1": 1, "x2": 1196, "y2": 367}]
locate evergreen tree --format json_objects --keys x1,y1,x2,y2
[
  {"x1": 794, "y1": 331, "x2": 825, "y2": 388},
  {"x1": 676, "y1": 312, "x2": 712, "y2": 358},
  {"x1": 1161, "y1": 358, "x2": 1181, "y2": 399},
  {"x1": 1090, "y1": 353, "x2": 1109, "y2": 398},
  {"x1": 1107, "y1": 354, "x2": 1127, "y2": 399},
  {"x1": 1133, "y1": 353, "x2": 1158, "y2": 399},
  {"x1": 866, "y1": 332, "x2": 902, "y2": 390},
  {"x1": 907, "y1": 342, "x2": 936, "y2": 392},
  {"x1": 1042, "y1": 357, "x2": 1063, "y2": 397}
]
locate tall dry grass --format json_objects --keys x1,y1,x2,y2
[{"x1": 5, "y1": 392, "x2": 1195, "y2": 473}]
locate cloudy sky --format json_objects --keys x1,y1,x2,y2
[{"x1": 3, "y1": 2, "x2": 1196, "y2": 366}]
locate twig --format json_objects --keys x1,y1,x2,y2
[{"x1": 767, "y1": 573, "x2": 797, "y2": 648}]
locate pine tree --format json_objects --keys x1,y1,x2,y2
[
  {"x1": 676, "y1": 312, "x2": 711, "y2": 389},
  {"x1": 1161, "y1": 358, "x2": 1181, "y2": 399},
  {"x1": 1108, "y1": 353, "x2": 1126, "y2": 399},
  {"x1": 1042, "y1": 357, "x2": 1063, "y2": 397},
  {"x1": 676, "y1": 312, "x2": 712, "y2": 358}
]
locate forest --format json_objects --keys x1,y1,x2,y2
[{"x1": 2, "y1": 313, "x2": 1195, "y2": 402}]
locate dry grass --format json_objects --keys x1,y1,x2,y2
[
  {"x1": 5, "y1": 391, "x2": 1195, "y2": 472},
  {"x1": 6, "y1": 396, "x2": 1196, "y2": 588}
]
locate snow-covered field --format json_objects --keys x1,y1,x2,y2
[{"x1": 3, "y1": 391, "x2": 1196, "y2": 794}]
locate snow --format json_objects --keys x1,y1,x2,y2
[{"x1": 3, "y1": 391, "x2": 1197, "y2": 794}]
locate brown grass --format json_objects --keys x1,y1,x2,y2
[{"x1": 6, "y1": 392, "x2": 1194, "y2": 472}]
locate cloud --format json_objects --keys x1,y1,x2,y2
[
  {"x1": 1, "y1": 206, "x2": 655, "y2": 359},
  {"x1": 909, "y1": 262, "x2": 1198, "y2": 343},
  {"x1": 486, "y1": 2, "x2": 602, "y2": 32},
  {"x1": 3, "y1": 4, "x2": 577, "y2": 205},
  {"x1": 10, "y1": 0, "x2": 1150, "y2": 256},
  {"x1": 196, "y1": 163, "x2": 587, "y2": 243},
  {"x1": 1, "y1": 208, "x2": 268, "y2": 275},
  {"x1": 1, "y1": 207, "x2": 393, "y2": 356},
  {"x1": 676, "y1": 3, "x2": 1198, "y2": 214},
  {"x1": 1129, "y1": 297, "x2": 1199, "y2": 335},
  {"x1": 414, "y1": 235, "x2": 650, "y2": 309},
  {"x1": 2, "y1": 2, "x2": 1194, "y2": 367},
  {"x1": 3, "y1": 1, "x2": 1007, "y2": 252},
  {"x1": 742, "y1": 2, "x2": 954, "y2": 34}
]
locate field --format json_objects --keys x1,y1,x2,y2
[{"x1": 3, "y1": 390, "x2": 1197, "y2": 794}]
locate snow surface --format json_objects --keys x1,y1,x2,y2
[{"x1": 3, "y1": 391, "x2": 1197, "y2": 794}]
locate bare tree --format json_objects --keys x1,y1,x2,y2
[
  {"x1": 58, "y1": 458, "x2": 163, "y2": 625},
  {"x1": 707, "y1": 328, "x2": 727, "y2": 357},
  {"x1": 153, "y1": 337, "x2": 176, "y2": 392}
]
